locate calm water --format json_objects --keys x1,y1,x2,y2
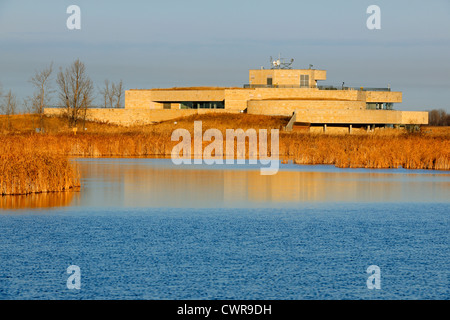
[{"x1": 0, "y1": 159, "x2": 449, "y2": 300}]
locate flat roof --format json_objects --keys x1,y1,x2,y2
[
  {"x1": 248, "y1": 69, "x2": 326, "y2": 71},
  {"x1": 129, "y1": 87, "x2": 246, "y2": 91}
]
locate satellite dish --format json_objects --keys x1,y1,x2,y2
[{"x1": 269, "y1": 54, "x2": 294, "y2": 69}]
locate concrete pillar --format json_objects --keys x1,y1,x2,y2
[
  {"x1": 323, "y1": 124, "x2": 327, "y2": 133},
  {"x1": 349, "y1": 125, "x2": 352, "y2": 134}
]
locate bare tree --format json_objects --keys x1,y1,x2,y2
[
  {"x1": 100, "y1": 79, "x2": 124, "y2": 108},
  {"x1": 438, "y1": 109, "x2": 449, "y2": 126},
  {"x1": 28, "y1": 63, "x2": 53, "y2": 132},
  {"x1": 113, "y1": 80, "x2": 124, "y2": 108},
  {"x1": 429, "y1": 109, "x2": 449, "y2": 126},
  {"x1": 56, "y1": 59, "x2": 94, "y2": 127},
  {"x1": 429, "y1": 109, "x2": 439, "y2": 126},
  {"x1": 99, "y1": 79, "x2": 111, "y2": 108},
  {"x1": 1, "y1": 90, "x2": 18, "y2": 130}
]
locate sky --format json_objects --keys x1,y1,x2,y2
[{"x1": 0, "y1": 0, "x2": 449, "y2": 111}]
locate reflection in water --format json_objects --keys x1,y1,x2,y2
[
  {"x1": 0, "y1": 191, "x2": 78, "y2": 210},
  {"x1": 75, "y1": 159, "x2": 450, "y2": 208}
]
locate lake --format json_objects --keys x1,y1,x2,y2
[{"x1": 0, "y1": 158, "x2": 449, "y2": 300}]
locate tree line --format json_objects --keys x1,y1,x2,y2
[
  {"x1": 0, "y1": 59, "x2": 124, "y2": 130},
  {"x1": 428, "y1": 109, "x2": 450, "y2": 126},
  {"x1": 2, "y1": 62, "x2": 450, "y2": 129}
]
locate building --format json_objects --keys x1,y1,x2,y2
[{"x1": 45, "y1": 64, "x2": 428, "y2": 130}]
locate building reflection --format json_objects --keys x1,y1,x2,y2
[
  {"x1": 73, "y1": 159, "x2": 449, "y2": 208},
  {"x1": 4, "y1": 160, "x2": 448, "y2": 210}
]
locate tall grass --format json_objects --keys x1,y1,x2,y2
[
  {"x1": 0, "y1": 114, "x2": 448, "y2": 196},
  {"x1": 0, "y1": 147, "x2": 80, "y2": 195},
  {"x1": 282, "y1": 132, "x2": 450, "y2": 170},
  {"x1": 1, "y1": 129, "x2": 448, "y2": 171}
]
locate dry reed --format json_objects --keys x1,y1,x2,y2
[
  {"x1": 0, "y1": 146, "x2": 80, "y2": 195},
  {"x1": 0, "y1": 113, "x2": 449, "y2": 197},
  {"x1": 282, "y1": 132, "x2": 450, "y2": 170},
  {"x1": 1, "y1": 128, "x2": 448, "y2": 171}
]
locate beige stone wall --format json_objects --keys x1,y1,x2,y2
[
  {"x1": 293, "y1": 109, "x2": 403, "y2": 124},
  {"x1": 247, "y1": 100, "x2": 366, "y2": 115},
  {"x1": 365, "y1": 91, "x2": 402, "y2": 103},
  {"x1": 126, "y1": 89, "x2": 226, "y2": 109},
  {"x1": 126, "y1": 87, "x2": 402, "y2": 112},
  {"x1": 297, "y1": 109, "x2": 428, "y2": 125},
  {"x1": 248, "y1": 69, "x2": 327, "y2": 87},
  {"x1": 249, "y1": 70, "x2": 274, "y2": 86},
  {"x1": 401, "y1": 111, "x2": 428, "y2": 125},
  {"x1": 312, "y1": 70, "x2": 327, "y2": 81},
  {"x1": 148, "y1": 89, "x2": 226, "y2": 103},
  {"x1": 224, "y1": 89, "x2": 255, "y2": 111},
  {"x1": 246, "y1": 102, "x2": 427, "y2": 125},
  {"x1": 252, "y1": 88, "x2": 362, "y2": 101},
  {"x1": 222, "y1": 87, "x2": 377, "y2": 112},
  {"x1": 125, "y1": 90, "x2": 154, "y2": 109},
  {"x1": 44, "y1": 106, "x2": 427, "y2": 126},
  {"x1": 44, "y1": 108, "x2": 68, "y2": 117},
  {"x1": 44, "y1": 107, "x2": 239, "y2": 126}
]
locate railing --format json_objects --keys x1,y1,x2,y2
[
  {"x1": 243, "y1": 84, "x2": 391, "y2": 91},
  {"x1": 243, "y1": 84, "x2": 310, "y2": 89},
  {"x1": 284, "y1": 111, "x2": 297, "y2": 132},
  {"x1": 356, "y1": 87, "x2": 391, "y2": 92}
]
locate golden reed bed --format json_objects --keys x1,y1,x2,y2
[
  {"x1": 1, "y1": 129, "x2": 449, "y2": 168},
  {"x1": 283, "y1": 133, "x2": 449, "y2": 170},
  {"x1": 0, "y1": 114, "x2": 449, "y2": 195},
  {"x1": 0, "y1": 149, "x2": 80, "y2": 196}
]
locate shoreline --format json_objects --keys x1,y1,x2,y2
[
  {"x1": 68, "y1": 155, "x2": 450, "y2": 172},
  {"x1": 1, "y1": 115, "x2": 449, "y2": 195}
]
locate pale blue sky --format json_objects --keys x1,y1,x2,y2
[{"x1": 0, "y1": 0, "x2": 449, "y2": 111}]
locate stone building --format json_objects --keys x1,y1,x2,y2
[{"x1": 45, "y1": 65, "x2": 428, "y2": 130}]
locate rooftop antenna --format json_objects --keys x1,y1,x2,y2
[{"x1": 270, "y1": 54, "x2": 294, "y2": 69}]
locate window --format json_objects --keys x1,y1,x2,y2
[
  {"x1": 267, "y1": 77, "x2": 273, "y2": 86},
  {"x1": 163, "y1": 103, "x2": 171, "y2": 109},
  {"x1": 179, "y1": 101, "x2": 225, "y2": 109},
  {"x1": 300, "y1": 75, "x2": 309, "y2": 88}
]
